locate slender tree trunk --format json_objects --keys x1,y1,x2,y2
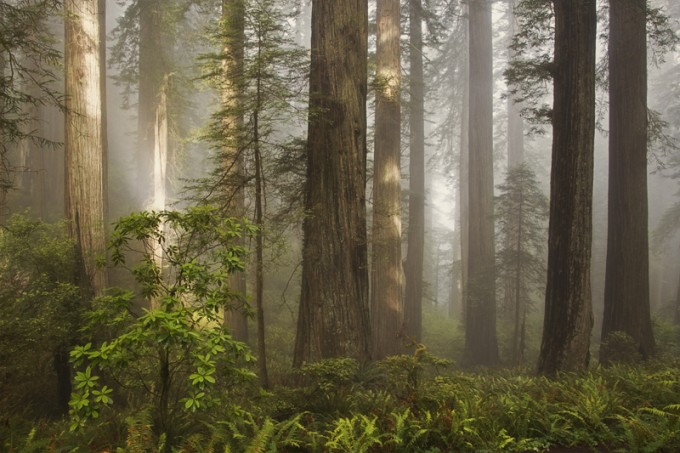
[
  {"x1": 99, "y1": 0, "x2": 108, "y2": 224},
  {"x1": 371, "y1": 0, "x2": 403, "y2": 359},
  {"x1": 462, "y1": 0, "x2": 500, "y2": 367},
  {"x1": 221, "y1": 0, "x2": 249, "y2": 342},
  {"x1": 293, "y1": 0, "x2": 371, "y2": 366},
  {"x1": 253, "y1": 29, "x2": 268, "y2": 387},
  {"x1": 506, "y1": 0, "x2": 524, "y2": 169},
  {"x1": 537, "y1": 0, "x2": 596, "y2": 375},
  {"x1": 0, "y1": 50, "x2": 5, "y2": 223},
  {"x1": 459, "y1": 21, "x2": 469, "y2": 325},
  {"x1": 64, "y1": 0, "x2": 108, "y2": 298},
  {"x1": 674, "y1": 265, "x2": 680, "y2": 324},
  {"x1": 601, "y1": 0, "x2": 655, "y2": 362},
  {"x1": 149, "y1": 77, "x2": 168, "y2": 308},
  {"x1": 138, "y1": 0, "x2": 163, "y2": 209},
  {"x1": 504, "y1": 0, "x2": 526, "y2": 362},
  {"x1": 404, "y1": 0, "x2": 425, "y2": 344},
  {"x1": 254, "y1": 132, "x2": 268, "y2": 388},
  {"x1": 511, "y1": 192, "x2": 524, "y2": 366}
]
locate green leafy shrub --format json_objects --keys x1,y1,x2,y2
[
  {"x1": 68, "y1": 207, "x2": 258, "y2": 449},
  {"x1": 290, "y1": 357, "x2": 362, "y2": 415},
  {"x1": 600, "y1": 331, "x2": 643, "y2": 365},
  {"x1": 0, "y1": 214, "x2": 81, "y2": 417}
]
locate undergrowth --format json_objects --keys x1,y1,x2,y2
[{"x1": 4, "y1": 352, "x2": 680, "y2": 452}]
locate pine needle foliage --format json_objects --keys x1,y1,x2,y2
[
  {"x1": 495, "y1": 162, "x2": 548, "y2": 365},
  {"x1": 0, "y1": 0, "x2": 62, "y2": 209}
]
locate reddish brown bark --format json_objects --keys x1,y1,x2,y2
[
  {"x1": 538, "y1": 0, "x2": 596, "y2": 375},
  {"x1": 293, "y1": 0, "x2": 371, "y2": 366}
]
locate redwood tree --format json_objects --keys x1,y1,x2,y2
[
  {"x1": 371, "y1": 0, "x2": 403, "y2": 359},
  {"x1": 600, "y1": 0, "x2": 655, "y2": 362},
  {"x1": 403, "y1": 0, "x2": 425, "y2": 344},
  {"x1": 221, "y1": 0, "x2": 249, "y2": 343},
  {"x1": 293, "y1": 0, "x2": 371, "y2": 366},
  {"x1": 537, "y1": 0, "x2": 596, "y2": 375},
  {"x1": 64, "y1": 0, "x2": 108, "y2": 298},
  {"x1": 462, "y1": 0, "x2": 500, "y2": 367}
]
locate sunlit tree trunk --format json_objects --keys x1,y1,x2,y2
[
  {"x1": 538, "y1": 0, "x2": 596, "y2": 375},
  {"x1": 137, "y1": 0, "x2": 169, "y2": 310},
  {"x1": 221, "y1": 0, "x2": 249, "y2": 342},
  {"x1": 601, "y1": 0, "x2": 655, "y2": 362},
  {"x1": 371, "y1": 0, "x2": 403, "y2": 359},
  {"x1": 404, "y1": 0, "x2": 425, "y2": 345},
  {"x1": 462, "y1": 0, "x2": 500, "y2": 367},
  {"x1": 138, "y1": 0, "x2": 164, "y2": 209},
  {"x1": 63, "y1": 0, "x2": 108, "y2": 412},
  {"x1": 293, "y1": 0, "x2": 371, "y2": 366},
  {"x1": 64, "y1": 0, "x2": 108, "y2": 298}
]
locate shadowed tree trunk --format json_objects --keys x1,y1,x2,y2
[
  {"x1": 404, "y1": 0, "x2": 425, "y2": 345},
  {"x1": 674, "y1": 267, "x2": 680, "y2": 324},
  {"x1": 537, "y1": 0, "x2": 596, "y2": 375},
  {"x1": 600, "y1": 0, "x2": 655, "y2": 362},
  {"x1": 372, "y1": 0, "x2": 403, "y2": 359},
  {"x1": 293, "y1": 0, "x2": 371, "y2": 366},
  {"x1": 459, "y1": 17, "x2": 469, "y2": 324},
  {"x1": 462, "y1": 0, "x2": 500, "y2": 367},
  {"x1": 221, "y1": 0, "x2": 249, "y2": 342}
]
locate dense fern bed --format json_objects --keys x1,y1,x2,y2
[{"x1": 4, "y1": 355, "x2": 680, "y2": 452}]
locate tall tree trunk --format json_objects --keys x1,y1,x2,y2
[
  {"x1": 253, "y1": 28, "x2": 268, "y2": 387},
  {"x1": 537, "y1": 0, "x2": 596, "y2": 375},
  {"x1": 137, "y1": 0, "x2": 169, "y2": 310},
  {"x1": 138, "y1": 0, "x2": 164, "y2": 209},
  {"x1": 404, "y1": 0, "x2": 425, "y2": 344},
  {"x1": 674, "y1": 264, "x2": 680, "y2": 324},
  {"x1": 63, "y1": 0, "x2": 108, "y2": 413},
  {"x1": 506, "y1": 0, "x2": 524, "y2": 169},
  {"x1": 221, "y1": 0, "x2": 249, "y2": 342},
  {"x1": 371, "y1": 0, "x2": 403, "y2": 359},
  {"x1": 462, "y1": 0, "x2": 500, "y2": 367},
  {"x1": 601, "y1": 0, "x2": 655, "y2": 362},
  {"x1": 99, "y1": 0, "x2": 108, "y2": 224},
  {"x1": 511, "y1": 192, "x2": 525, "y2": 366},
  {"x1": 505, "y1": 0, "x2": 525, "y2": 365},
  {"x1": 459, "y1": 19, "x2": 469, "y2": 325},
  {"x1": 0, "y1": 51, "x2": 6, "y2": 224},
  {"x1": 253, "y1": 116, "x2": 268, "y2": 387},
  {"x1": 293, "y1": 0, "x2": 371, "y2": 366},
  {"x1": 64, "y1": 0, "x2": 108, "y2": 299}
]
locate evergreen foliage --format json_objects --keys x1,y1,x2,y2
[
  {"x1": 195, "y1": 0, "x2": 307, "y2": 213},
  {"x1": 0, "y1": 0, "x2": 62, "y2": 210},
  {"x1": 495, "y1": 163, "x2": 548, "y2": 365},
  {"x1": 0, "y1": 214, "x2": 80, "y2": 417}
]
